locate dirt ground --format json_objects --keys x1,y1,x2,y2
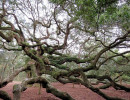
[{"x1": 0, "y1": 82, "x2": 130, "y2": 100}]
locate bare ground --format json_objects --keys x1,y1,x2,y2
[{"x1": 0, "y1": 82, "x2": 130, "y2": 100}]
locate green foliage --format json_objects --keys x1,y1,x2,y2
[
  {"x1": 50, "y1": 0, "x2": 121, "y2": 27},
  {"x1": 122, "y1": 75, "x2": 130, "y2": 82},
  {"x1": 49, "y1": 0, "x2": 65, "y2": 4},
  {"x1": 97, "y1": 0, "x2": 118, "y2": 7},
  {"x1": 50, "y1": 0, "x2": 129, "y2": 30},
  {"x1": 51, "y1": 68, "x2": 61, "y2": 78}
]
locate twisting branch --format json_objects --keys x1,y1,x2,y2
[
  {"x1": 69, "y1": 73, "x2": 125, "y2": 100},
  {"x1": 93, "y1": 30, "x2": 130, "y2": 66},
  {"x1": 13, "y1": 76, "x2": 74, "y2": 100}
]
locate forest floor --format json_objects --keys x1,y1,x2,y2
[{"x1": 0, "y1": 82, "x2": 130, "y2": 100}]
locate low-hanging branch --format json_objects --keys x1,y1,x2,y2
[
  {"x1": 86, "y1": 75, "x2": 130, "y2": 92},
  {"x1": 13, "y1": 76, "x2": 74, "y2": 100},
  {"x1": 68, "y1": 73, "x2": 125, "y2": 100}
]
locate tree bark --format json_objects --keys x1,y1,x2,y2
[{"x1": 13, "y1": 84, "x2": 21, "y2": 100}]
